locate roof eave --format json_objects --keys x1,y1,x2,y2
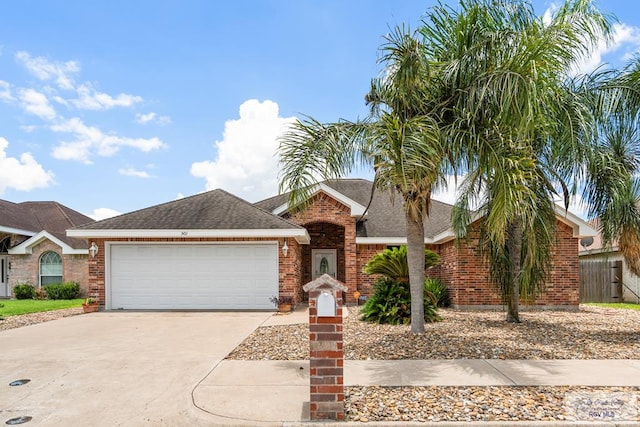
[
  {"x1": 0, "y1": 226, "x2": 37, "y2": 237},
  {"x1": 273, "y1": 183, "x2": 367, "y2": 217},
  {"x1": 8, "y1": 231, "x2": 85, "y2": 255},
  {"x1": 67, "y1": 228, "x2": 311, "y2": 244},
  {"x1": 553, "y1": 205, "x2": 597, "y2": 238}
]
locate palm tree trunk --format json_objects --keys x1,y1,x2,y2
[
  {"x1": 406, "y1": 210, "x2": 426, "y2": 334},
  {"x1": 505, "y1": 218, "x2": 522, "y2": 323}
]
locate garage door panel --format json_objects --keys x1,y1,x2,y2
[{"x1": 109, "y1": 243, "x2": 278, "y2": 310}]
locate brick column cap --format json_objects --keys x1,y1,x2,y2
[{"x1": 303, "y1": 274, "x2": 348, "y2": 293}]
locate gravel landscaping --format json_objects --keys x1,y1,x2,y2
[
  {"x1": 227, "y1": 305, "x2": 640, "y2": 360},
  {"x1": 0, "y1": 307, "x2": 83, "y2": 331},
  {"x1": 227, "y1": 305, "x2": 640, "y2": 422}
]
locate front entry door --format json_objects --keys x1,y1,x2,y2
[
  {"x1": 312, "y1": 249, "x2": 337, "y2": 279},
  {"x1": 0, "y1": 255, "x2": 8, "y2": 298}
]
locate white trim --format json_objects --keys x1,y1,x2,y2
[
  {"x1": 8, "y1": 231, "x2": 87, "y2": 255},
  {"x1": 273, "y1": 183, "x2": 367, "y2": 217},
  {"x1": 0, "y1": 226, "x2": 36, "y2": 237},
  {"x1": 67, "y1": 228, "x2": 311, "y2": 244},
  {"x1": 355, "y1": 209, "x2": 591, "y2": 245},
  {"x1": 356, "y1": 230, "x2": 456, "y2": 246},
  {"x1": 553, "y1": 205, "x2": 597, "y2": 238}
]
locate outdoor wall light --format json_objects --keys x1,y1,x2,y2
[
  {"x1": 282, "y1": 240, "x2": 289, "y2": 257},
  {"x1": 89, "y1": 242, "x2": 99, "y2": 258}
]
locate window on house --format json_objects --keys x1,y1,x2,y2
[{"x1": 40, "y1": 251, "x2": 62, "y2": 286}]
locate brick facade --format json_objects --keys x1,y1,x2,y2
[
  {"x1": 83, "y1": 191, "x2": 582, "y2": 309},
  {"x1": 8, "y1": 239, "x2": 89, "y2": 296},
  {"x1": 87, "y1": 237, "x2": 295, "y2": 305},
  {"x1": 288, "y1": 193, "x2": 358, "y2": 303},
  {"x1": 438, "y1": 219, "x2": 580, "y2": 308}
]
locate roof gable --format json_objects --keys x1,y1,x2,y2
[
  {"x1": 272, "y1": 183, "x2": 367, "y2": 217},
  {"x1": 8, "y1": 231, "x2": 88, "y2": 255}
]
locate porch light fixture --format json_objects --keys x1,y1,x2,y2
[
  {"x1": 89, "y1": 242, "x2": 99, "y2": 258},
  {"x1": 282, "y1": 240, "x2": 289, "y2": 257}
]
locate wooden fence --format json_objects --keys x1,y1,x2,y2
[{"x1": 579, "y1": 260, "x2": 623, "y2": 303}]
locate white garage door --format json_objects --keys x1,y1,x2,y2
[{"x1": 109, "y1": 243, "x2": 278, "y2": 310}]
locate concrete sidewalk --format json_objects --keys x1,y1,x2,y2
[
  {"x1": 191, "y1": 308, "x2": 640, "y2": 425},
  {"x1": 193, "y1": 359, "x2": 640, "y2": 424}
]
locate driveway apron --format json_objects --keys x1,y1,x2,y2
[{"x1": 0, "y1": 311, "x2": 270, "y2": 426}]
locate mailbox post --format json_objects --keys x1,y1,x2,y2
[{"x1": 303, "y1": 273, "x2": 347, "y2": 421}]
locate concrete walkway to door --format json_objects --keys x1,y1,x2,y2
[{"x1": 0, "y1": 311, "x2": 271, "y2": 426}]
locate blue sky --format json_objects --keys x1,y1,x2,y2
[{"x1": 1, "y1": 1, "x2": 639, "y2": 220}]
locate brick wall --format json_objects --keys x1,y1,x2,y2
[
  {"x1": 442, "y1": 219, "x2": 580, "y2": 308},
  {"x1": 9, "y1": 239, "x2": 89, "y2": 295},
  {"x1": 289, "y1": 193, "x2": 357, "y2": 302},
  {"x1": 355, "y1": 244, "x2": 386, "y2": 296},
  {"x1": 87, "y1": 237, "x2": 295, "y2": 305}
]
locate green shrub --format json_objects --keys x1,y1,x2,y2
[
  {"x1": 44, "y1": 281, "x2": 80, "y2": 300},
  {"x1": 13, "y1": 283, "x2": 36, "y2": 300},
  {"x1": 425, "y1": 278, "x2": 450, "y2": 307},
  {"x1": 360, "y1": 277, "x2": 440, "y2": 325},
  {"x1": 363, "y1": 246, "x2": 440, "y2": 281}
]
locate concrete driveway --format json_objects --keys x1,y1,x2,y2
[{"x1": 0, "y1": 311, "x2": 271, "y2": 426}]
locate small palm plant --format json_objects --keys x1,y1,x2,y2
[
  {"x1": 361, "y1": 246, "x2": 442, "y2": 324},
  {"x1": 363, "y1": 246, "x2": 440, "y2": 281}
]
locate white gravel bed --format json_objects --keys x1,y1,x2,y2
[
  {"x1": 0, "y1": 307, "x2": 83, "y2": 331},
  {"x1": 227, "y1": 305, "x2": 640, "y2": 360}
]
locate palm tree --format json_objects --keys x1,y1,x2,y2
[
  {"x1": 278, "y1": 27, "x2": 445, "y2": 334},
  {"x1": 425, "y1": 0, "x2": 640, "y2": 322}
]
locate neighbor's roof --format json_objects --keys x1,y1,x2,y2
[
  {"x1": 68, "y1": 189, "x2": 310, "y2": 242},
  {"x1": 255, "y1": 179, "x2": 455, "y2": 242},
  {"x1": 0, "y1": 199, "x2": 94, "y2": 249}
]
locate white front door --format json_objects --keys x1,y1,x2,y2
[
  {"x1": 0, "y1": 255, "x2": 8, "y2": 297},
  {"x1": 312, "y1": 249, "x2": 337, "y2": 279}
]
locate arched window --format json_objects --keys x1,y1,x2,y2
[{"x1": 40, "y1": 251, "x2": 62, "y2": 286}]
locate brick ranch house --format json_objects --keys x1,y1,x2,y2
[
  {"x1": 0, "y1": 200, "x2": 95, "y2": 298},
  {"x1": 67, "y1": 179, "x2": 596, "y2": 310}
]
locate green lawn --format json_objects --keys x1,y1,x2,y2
[
  {"x1": 0, "y1": 299, "x2": 84, "y2": 317},
  {"x1": 582, "y1": 302, "x2": 640, "y2": 311}
]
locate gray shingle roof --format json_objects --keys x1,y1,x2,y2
[
  {"x1": 0, "y1": 199, "x2": 94, "y2": 249},
  {"x1": 254, "y1": 179, "x2": 454, "y2": 239},
  {"x1": 73, "y1": 189, "x2": 304, "y2": 231}
]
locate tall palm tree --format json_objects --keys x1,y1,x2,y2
[
  {"x1": 278, "y1": 27, "x2": 445, "y2": 334},
  {"x1": 426, "y1": 0, "x2": 639, "y2": 322}
]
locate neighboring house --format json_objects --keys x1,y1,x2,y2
[
  {"x1": 578, "y1": 221, "x2": 640, "y2": 303},
  {"x1": 0, "y1": 200, "x2": 95, "y2": 298},
  {"x1": 67, "y1": 179, "x2": 596, "y2": 311}
]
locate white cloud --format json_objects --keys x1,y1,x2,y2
[
  {"x1": 20, "y1": 125, "x2": 37, "y2": 133},
  {"x1": 190, "y1": 99, "x2": 296, "y2": 202},
  {"x1": 15, "y1": 51, "x2": 79, "y2": 90},
  {"x1": 17, "y1": 88, "x2": 57, "y2": 120},
  {"x1": 135, "y1": 112, "x2": 172, "y2": 125},
  {"x1": 71, "y1": 83, "x2": 142, "y2": 110},
  {"x1": 87, "y1": 207, "x2": 121, "y2": 221},
  {"x1": 0, "y1": 80, "x2": 13, "y2": 102},
  {"x1": 119, "y1": 167, "x2": 152, "y2": 178},
  {"x1": 51, "y1": 117, "x2": 167, "y2": 163},
  {"x1": 0, "y1": 137, "x2": 54, "y2": 194},
  {"x1": 570, "y1": 22, "x2": 640, "y2": 75}
]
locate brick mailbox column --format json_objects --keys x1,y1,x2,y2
[{"x1": 303, "y1": 273, "x2": 347, "y2": 421}]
